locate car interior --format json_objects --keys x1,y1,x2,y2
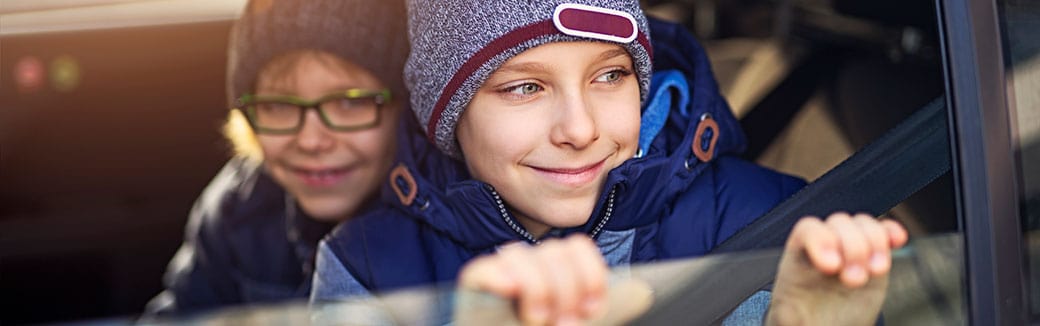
[{"x1": 3, "y1": 0, "x2": 1034, "y2": 324}]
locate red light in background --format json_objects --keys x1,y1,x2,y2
[{"x1": 14, "y1": 56, "x2": 45, "y2": 94}]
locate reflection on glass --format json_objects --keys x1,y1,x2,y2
[
  {"x1": 882, "y1": 234, "x2": 965, "y2": 325},
  {"x1": 134, "y1": 236, "x2": 968, "y2": 325},
  {"x1": 998, "y1": 0, "x2": 1040, "y2": 318}
]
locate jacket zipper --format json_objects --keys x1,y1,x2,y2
[
  {"x1": 486, "y1": 185, "x2": 538, "y2": 244},
  {"x1": 589, "y1": 185, "x2": 618, "y2": 239},
  {"x1": 485, "y1": 184, "x2": 619, "y2": 243}
]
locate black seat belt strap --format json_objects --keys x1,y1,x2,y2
[
  {"x1": 713, "y1": 96, "x2": 950, "y2": 254},
  {"x1": 657, "y1": 97, "x2": 952, "y2": 324}
]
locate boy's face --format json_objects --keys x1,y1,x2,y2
[
  {"x1": 256, "y1": 52, "x2": 399, "y2": 222},
  {"x1": 457, "y1": 42, "x2": 640, "y2": 237}
]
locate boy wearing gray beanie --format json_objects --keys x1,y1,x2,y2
[
  {"x1": 314, "y1": 0, "x2": 907, "y2": 324},
  {"x1": 148, "y1": 0, "x2": 409, "y2": 316}
]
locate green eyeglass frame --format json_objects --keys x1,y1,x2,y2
[{"x1": 235, "y1": 88, "x2": 392, "y2": 134}]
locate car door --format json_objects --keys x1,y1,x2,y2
[{"x1": 941, "y1": 0, "x2": 1039, "y2": 324}]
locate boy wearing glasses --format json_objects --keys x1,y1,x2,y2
[{"x1": 146, "y1": 0, "x2": 409, "y2": 316}]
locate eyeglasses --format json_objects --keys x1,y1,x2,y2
[{"x1": 235, "y1": 89, "x2": 391, "y2": 134}]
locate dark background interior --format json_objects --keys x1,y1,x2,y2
[{"x1": 1, "y1": 21, "x2": 233, "y2": 324}]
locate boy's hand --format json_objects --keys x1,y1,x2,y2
[
  {"x1": 767, "y1": 213, "x2": 908, "y2": 326},
  {"x1": 458, "y1": 234, "x2": 608, "y2": 326}
]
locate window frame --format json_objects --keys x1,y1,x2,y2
[{"x1": 938, "y1": 0, "x2": 1027, "y2": 324}]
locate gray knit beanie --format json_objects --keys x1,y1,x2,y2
[
  {"x1": 227, "y1": 0, "x2": 409, "y2": 107},
  {"x1": 405, "y1": 0, "x2": 653, "y2": 159}
]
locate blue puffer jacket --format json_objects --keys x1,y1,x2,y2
[
  {"x1": 311, "y1": 18, "x2": 805, "y2": 304},
  {"x1": 146, "y1": 157, "x2": 335, "y2": 317}
]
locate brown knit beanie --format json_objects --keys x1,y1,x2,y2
[{"x1": 227, "y1": 0, "x2": 409, "y2": 107}]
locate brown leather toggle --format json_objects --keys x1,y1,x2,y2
[
  {"x1": 692, "y1": 114, "x2": 720, "y2": 163},
  {"x1": 389, "y1": 164, "x2": 417, "y2": 206}
]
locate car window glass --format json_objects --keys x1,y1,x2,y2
[{"x1": 997, "y1": 0, "x2": 1040, "y2": 319}]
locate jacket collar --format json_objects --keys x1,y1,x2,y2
[{"x1": 384, "y1": 145, "x2": 696, "y2": 251}]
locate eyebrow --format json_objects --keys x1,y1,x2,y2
[
  {"x1": 595, "y1": 48, "x2": 630, "y2": 63},
  {"x1": 492, "y1": 47, "x2": 632, "y2": 77},
  {"x1": 494, "y1": 62, "x2": 553, "y2": 76}
]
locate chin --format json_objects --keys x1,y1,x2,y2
[
  {"x1": 306, "y1": 212, "x2": 350, "y2": 222},
  {"x1": 297, "y1": 198, "x2": 358, "y2": 222},
  {"x1": 541, "y1": 208, "x2": 594, "y2": 228}
]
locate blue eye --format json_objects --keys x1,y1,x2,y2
[
  {"x1": 595, "y1": 69, "x2": 632, "y2": 83},
  {"x1": 505, "y1": 83, "x2": 542, "y2": 95}
]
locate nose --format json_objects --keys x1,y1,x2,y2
[
  {"x1": 549, "y1": 90, "x2": 599, "y2": 149},
  {"x1": 294, "y1": 110, "x2": 335, "y2": 153}
]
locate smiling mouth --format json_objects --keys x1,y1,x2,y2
[
  {"x1": 530, "y1": 159, "x2": 607, "y2": 187},
  {"x1": 291, "y1": 166, "x2": 353, "y2": 187}
]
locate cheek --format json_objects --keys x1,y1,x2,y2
[
  {"x1": 595, "y1": 94, "x2": 641, "y2": 148},
  {"x1": 341, "y1": 106, "x2": 400, "y2": 160},
  {"x1": 257, "y1": 135, "x2": 292, "y2": 161},
  {"x1": 337, "y1": 126, "x2": 396, "y2": 161},
  {"x1": 620, "y1": 106, "x2": 641, "y2": 146},
  {"x1": 458, "y1": 117, "x2": 537, "y2": 181}
]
